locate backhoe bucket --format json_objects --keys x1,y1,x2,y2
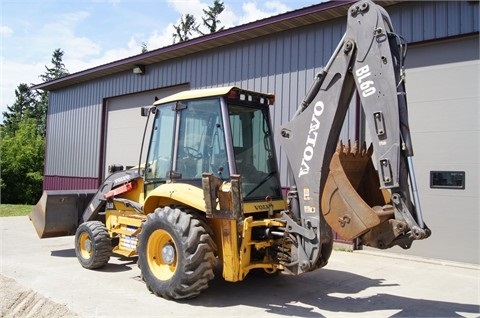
[
  {"x1": 29, "y1": 190, "x2": 96, "y2": 238},
  {"x1": 321, "y1": 141, "x2": 393, "y2": 241}
]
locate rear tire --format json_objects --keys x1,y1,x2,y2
[
  {"x1": 75, "y1": 221, "x2": 111, "y2": 269},
  {"x1": 137, "y1": 206, "x2": 217, "y2": 300}
]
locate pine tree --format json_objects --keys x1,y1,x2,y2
[
  {"x1": 39, "y1": 48, "x2": 69, "y2": 82},
  {"x1": 173, "y1": 14, "x2": 199, "y2": 43},
  {"x1": 201, "y1": 0, "x2": 225, "y2": 35},
  {"x1": 36, "y1": 48, "x2": 69, "y2": 136},
  {"x1": 141, "y1": 42, "x2": 148, "y2": 53},
  {"x1": 1, "y1": 83, "x2": 37, "y2": 136},
  {"x1": 171, "y1": 1, "x2": 224, "y2": 43}
]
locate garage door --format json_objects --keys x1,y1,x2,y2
[
  {"x1": 104, "y1": 85, "x2": 188, "y2": 178},
  {"x1": 378, "y1": 35, "x2": 479, "y2": 264}
]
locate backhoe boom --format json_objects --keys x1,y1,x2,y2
[{"x1": 277, "y1": 0, "x2": 430, "y2": 274}]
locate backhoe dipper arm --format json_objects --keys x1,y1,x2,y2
[{"x1": 277, "y1": 0, "x2": 430, "y2": 274}]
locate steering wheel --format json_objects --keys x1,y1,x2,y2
[{"x1": 184, "y1": 147, "x2": 202, "y2": 159}]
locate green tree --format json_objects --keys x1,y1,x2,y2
[
  {"x1": 1, "y1": 48, "x2": 68, "y2": 204},
  {"x1": 1, "y1": 83, "x2": 38, "y2": 136},
  {"x1": 173, "y1": 14, "x2": 199, "y2": 43},
  {"x1": 141, "y1": 42, "x2": 148, "y2": 53},
  {"x1": 39, "y1": 48, "x2": 69, "y2": 82},
  {"x1": 35, "y1": 90, "x2": 48, "y2": 136},
  {"x1": 0, "y1": 118, "x2": 45, "y2": 204},
  {"x1": 200, "y1": 0, "x2": 225, "y2": 35},
  {"x1": 36, "y1": 48, "x2": 69, "y2": 136}
]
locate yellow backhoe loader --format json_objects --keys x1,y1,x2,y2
[{"x1": 31, "y1": 0, "x2": 430, "y2": 300}]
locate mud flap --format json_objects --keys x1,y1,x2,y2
[
  {"x1": 321, "y1": 142, "x2": 395, "y2": 241},
  {"x1": 29, "y1": 190, "x2": 96, "y2": 238}
]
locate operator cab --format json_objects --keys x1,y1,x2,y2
[{"x1": 143, "y1": 87, "x2": 282, "y2": 201}]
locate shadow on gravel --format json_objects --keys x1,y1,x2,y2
[
  {"x1": 97, "y1": 256, "x2": 138, "y2": 273},
  {"x1": 186, "y1": 268, "x2": 479, "y2": 317},
  {"x1": 51, "y1": 248, "x2": 76, "y2": 258}
]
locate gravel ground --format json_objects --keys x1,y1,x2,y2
[
  {"x1": 2, "y1": 216, "x2": 479, "y2": 317},
  {"x1": 0, "y1": 275, "x2": 77, "y2": 318}
]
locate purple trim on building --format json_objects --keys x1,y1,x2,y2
[{"x1": 43, "y1": 175, "x2": 99, "y2": 191}]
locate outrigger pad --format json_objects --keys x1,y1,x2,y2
[{"x1": 29, "y1": 190, "x2": 96, "y2": 238}]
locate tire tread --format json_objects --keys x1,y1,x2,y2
[{"x1": 138, "y1": 207, "x2": 217, "y2": 300}]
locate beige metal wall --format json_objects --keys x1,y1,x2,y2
[{"x1": 379, "y1": 35, "x2": 479, "y2": 264}]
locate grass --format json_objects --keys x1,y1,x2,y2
[{"x1": 0, "y1": 204, "x2": 34, "y2": 217}]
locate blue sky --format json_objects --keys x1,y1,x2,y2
[{"x1": 1, "y1": 0, "x2": 321, "y2": 118}]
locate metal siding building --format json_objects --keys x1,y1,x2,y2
[{"x1": 36, "y1": 1, "x2": 479, "y2": 263}]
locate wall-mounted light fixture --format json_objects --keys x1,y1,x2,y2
[{"x1": 133, "y1": 65, "x2": 145, "y2": 75}]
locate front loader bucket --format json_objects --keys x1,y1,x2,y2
[
  {"x1": 321, "y1": 141, "x2": 394, "y2": 241},
  {"x1": 29, "y1": 190, "x2": 96, "y2": 238}
]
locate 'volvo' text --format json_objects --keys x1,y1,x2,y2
[{"x1": 298, "y1": 101, "x2": 325, "y2": 177}]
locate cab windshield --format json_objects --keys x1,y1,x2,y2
[{"x1": 145, "y1": 98, "x2": 229, "y2": 183}]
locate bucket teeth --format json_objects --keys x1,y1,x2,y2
[
  {"x1": 352, "y1": 140, "x2": 359, "y2": 155},
  {"x1": 344, "y1": 140, "x2": 351, "y2": 155},
  {"x1": 336, "y1": 140, "x2": 372, "y2": 158},
  {"x1": 336, "y1": 140, "x2": 343, "y2": 153}
]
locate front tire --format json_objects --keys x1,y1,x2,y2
[
  {"x1": 75, "y1": 221, "x2": 111, "y2": 269},
  {"x1": 313, "y1": 235, "x2": 334, "y2": 269},
  {"x1": 137, "y1": 207, "x2": 217, "y2": 300}
]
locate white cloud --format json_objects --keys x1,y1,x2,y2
[
  {"x1": 0, "y1": 10, "x2": 100, "y2": 110},
  {"x1": 210, "y1": 0, "x2": 292, "y2": 26},
  {"x1": 145, "y1": 24, "x2": 178, "y2": 50},
  {"x1": 0, "y1": 0, "x2": 301, "y2": 117},
  {"x1": 0, "y1": 57, "x2": 44, "y2": 108},
  {"x1": 146, "y1": 0, "x2": 295, "y2": 49},
  {"x1": 60, "y1": 0, "x2": 298, "y2": 66},
  {"x1": 65, "y1": 49, "x2": 133, "y2": 74},
  {"x1": 143, "y1": 0, "x2": 218, "y2": 50},
  {"x1": 36, "y1": 11, "x2": 101, "y2": 61},
  {"x1": 66, "y1": 36, "x2": 101, "y2": 60},
  {"x1": 0, "y1": 25, "x2": 14, "y2": 37},
  {"x1": 265, "y1": 0, "x2": 291, "y2": 13},
  {"x1": 62, "y1": 35, "x2": 150, "y2": 75},
  {"x1": 167, "y1": 0, "x2": 207, "y2": 17}
]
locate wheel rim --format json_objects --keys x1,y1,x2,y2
[
  {"x1": 78, "y1": 232, "x2": 92, "y2": 259},
  {"x1": 147, "y1": 229, "x2": 177, "y2": 280}
]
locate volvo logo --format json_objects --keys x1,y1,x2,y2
[
  {"x1": 299, "y1": 101, "x2": 324, "y2": 177},
  {"x1": 113, "y1": 175, "x2": 131, "y2": 185}
]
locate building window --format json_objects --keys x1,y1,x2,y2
[{"x1": 430, "y1": 171, "x2": 465, "y2": 190}]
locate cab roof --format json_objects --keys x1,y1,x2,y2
[{"x1": 152, "y1": 86, "x2": 274, "y2": 106}]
